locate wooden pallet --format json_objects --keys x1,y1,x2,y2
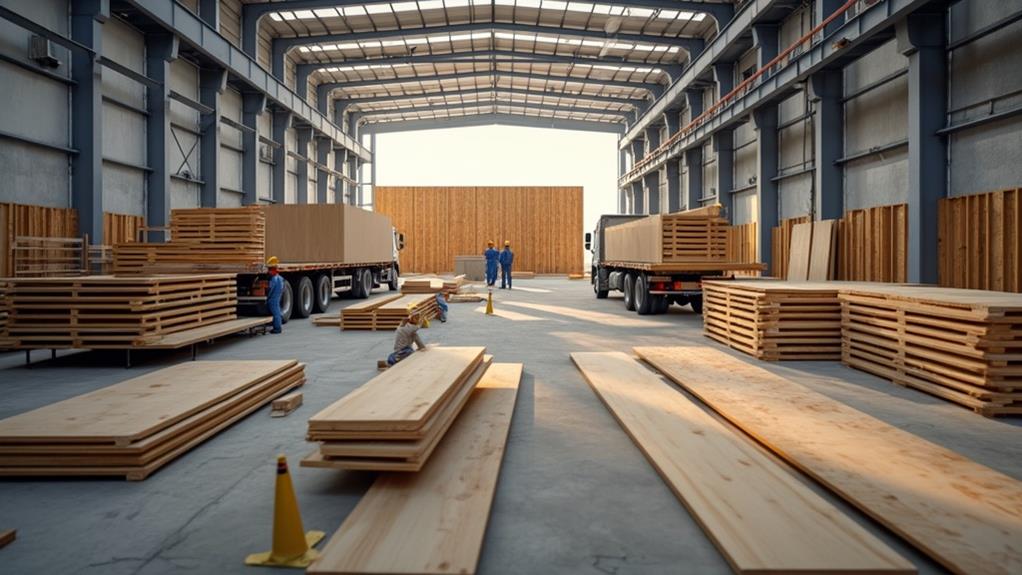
[
  {"x1": 343, "y1": 294, "x2": 439, "y2": 331},
  {"x1": 0, "y1": 361, "x2": 304, "y2": 480},
  {"x1": 840, "y1": 285, "x2": 1022, "y2": 416}
]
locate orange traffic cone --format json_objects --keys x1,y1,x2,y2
[
  {"x1": 244, "y1": 455, "x2": 324, "y2": 568},
  {"x1": 485, "y1": 289, "x2": 494, "y2": 315}
]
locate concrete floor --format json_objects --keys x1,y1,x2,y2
[{"x1": 0, "y1": 278, "x2": 1019, "y2": 574}]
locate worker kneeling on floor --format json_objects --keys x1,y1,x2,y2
[
  {"x1": 385, "y1": 313, "x2": 429, "y2": 366},
  {"x1": 266, "y1": 256, "x2": 284, "y2": 334},
  {"x1": 435, "y1": 292, "x2": 448, "y2": 322}
]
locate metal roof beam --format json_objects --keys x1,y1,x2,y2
[
  {"x1": 318, "y1": 70, "x2": 662, "y2": 97},
  {"x1": 272, "y1": 23, "x2": 705, "y2": 78},
  {"x1": 340, "y1": 86, "x2": 646, "y2": 108},
  {"x1": 356, "y1": 100, "x2": 631, "y2": 121},
  {"x1": 359, "y1": 112, "x2": 626, "y2": 134}
]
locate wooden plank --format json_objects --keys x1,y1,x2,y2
[
  {"x1": 308, "y1": 347, "x2": 485, "y2": 431},
  {"x1": 307, "y1": 363, "x2": 522, "y2": 575},
  {"x1": 0, "y1": 529, "x2": 14, "y2": 549},
  {"x1": 786, "y1": 222, "x2": 812, "y2": 280},
  {"x1": 635, "y1": 345, "x2": 1022, "y2": 575},
  {"x1": 571, "y1": 351, "x2": 913, "y2": 575},
  {"x1": 271, "y1": 392, "x2": 303, "y2": 417},
  {"x1": 807, "y1": 219, "x2": 838, "y2": 281},
  {"x1": 939, "y1": 189, "x2": 1022, "y2": 293}
]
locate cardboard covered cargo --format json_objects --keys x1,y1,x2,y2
[
  {"x1": 604, "y1": 205, "x2": 728, "y2": 264},
  {"x1": 263, "y1": 204, "x2": 393, "y2": 265}
]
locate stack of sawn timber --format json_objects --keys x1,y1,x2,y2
[
  {"x1": 341, "y1": 293, "x2": 438, "y2": 331},
  {"x1": 841, "y1": 285, "x2": 1022, "y2": 416},
  {"x1": 401, "y1": 274, "x2": 466, "y2": 295},
  {"x1": 0, "y1": 361, "x2": 305, "y2": 480},
  {"x1": 604, "y1": 204, "x2": 729, "y2": 265},
  {"x1": 2, "y1": 274, "x2": 237, "y2": 348},
  {"x1": 336, "y1": 294, "x2": 401, "y2": 330},
  {"x1": 303, "y1": 347, "x2": 489, "y2": 471}
]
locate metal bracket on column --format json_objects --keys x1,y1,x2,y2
[
  {"x1": 199, "y1": 66, "x2": 227, "y2": 208},
  {"x1": 241, "y1": 93, "x2": 266, "y2": 205},
  {"x1": 752, "y1": 24, "x2": 779, "y2": 70},
  {"x1": 685, "y1": 88, "x2": 704, "y2": 119},
  {"x1": 713, "y1": 61, "x2": 735, "y2": 97}
]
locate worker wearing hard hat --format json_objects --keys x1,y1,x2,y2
[
  {"x1": 499, "y1": 240, "x2": 514, "y2": 289},
  {"x1": 266, "y1": 256, "x2": 284, "y2": 334},
  {"x1": 483, "y1": 240, "x2": 500, "y2": 287}
]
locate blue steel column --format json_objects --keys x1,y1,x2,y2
[
  {"x1": 271, "y1": 110, "x2": 291, "y2": 204},
  {"x1": 630, "y1": 139, "x2": 645, "y2": 214},
  {"x1": 684, "y1": 89, "x2": 703, "y2": 210},
  {"x1": 316, "y1": 136, "x2": 330, "y2": 203},
  {"x1": 817, "y1": 0, "x2": 844, "y2": 38},
  {"x1": 898, "y1": 12, "x2": 947, "y2": 284},
  {"x1": 664, "y1": 108, "x2": 681, "y2": 213},
  {"x1": 618, "y1": 147, "x2": 628, "y2": 213},
  {"x1": 70, "y1": 1, "x2": 108, "y2": 244},
  {"x1": 295, "y1": 127, "x2": 312, "y2": 204},
  {"x1": 753, "y1": 24, "x2": 778, "y2": 69},
  {"x1": 199, "y1": 0, "x2": 219, "y2": 29},
  {"x1": 199, "y1": 67, "x2": 227, "y2": 207},
  {"x1": 712, "y1": 62, "x2": 735, "y2": 219},
  {"x1": 145, "y1": 34, "x2": 178, "y2": 242},
  {"x1": 333, "y1": 148, "x2": 345, "y2": 204},
  {"x1": 367, "y1": 132, "x2": 377, "y2": 207},
  {"x1": 347, "y1": 154, "x2": 358, "y2": 205},
  {"x1": 810, "y1": 70, "x2": 844, "y2": 220},
  {"x1": 754, "y1": 105, "x2": 780, "y2": 272},
  {"x1": 644, "y1": 127, "x2": 661, "y2": 214},
  {"x1": 241, "y1": 93, "x2": 266, "y2": 205}
]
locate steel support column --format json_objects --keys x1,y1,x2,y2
[
  {"x1": 644, "y1": 127, "x2": 662, "y2": 213},
  {"x1": 367, "y1": 132, "x2": 376, "y2": 207},
  {"x1": 810, "y1": 70, "x2": 843, "y2": 220},
  {"x1": 817, "y1": 0, "x2": 844, "y2": 38},
  {"x1": 713, "y1": 61, "x2": 735, "y2": 97},
  {"x1": 295, "y1": 127, "x2": 312, "y2": 204},
  {"x1": 618, "y1": 148, "x2": 628, "y2": 213},
  {"x1": 753, "y1": 24, "x2": 779, "y2": 69},
  {"x1": 754, "y1": 105, "x2": 779, "y2": 271},
  {"x1": 316, "y1": 136, "x2": 330, "y2": 203},
  {"x1": 899, "y1": 12, "x2": 946, "y2": 284},
  {"x1": 631, "y1": 181, "x2": 644, "y2": 214},
  {"x1": 348, "y1": 154, "x2": 358, "y2": 205},
  {"x1": 272, "y1": 110, "x2": 291, "y2": 204},
  {"x1": 145, "y1": 34, "x2": 178, "y2": 241},
  {"x1": 333, "y1": 148, "x2": 345, "y2": 204},
  {"x1": 664, "y1": 109, "x2": 682, "y2": 212},
  {"x1": 199, "y1": 0, "x2": 218, "y2": 29},
  {"x1": 713, "y1": 129, "x2": 734, "y2": 218},
  {"x1": 684, "y1": 90, "x2": 704, "y2": 210},
  {"x1": 199, "y1": 67, "x2": 227, "y2": 207},
  {"x1": 70, "y1": 1, "x2": 108, "y2": 244},
  {"x1": 241, "y1": 93, "x2": 266, "y2": 205}
]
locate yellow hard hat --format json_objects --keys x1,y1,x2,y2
[
  {"x1": 504, "y1": 241, "x2": 511, "y2": 246},
  {"x1": 266, "y1": 256, "x2": 279, "y2": 267},
  {"x1": 487, "y1": 240, "x2": 494, "y2": 246}
]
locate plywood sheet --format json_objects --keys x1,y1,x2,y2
[
  {"x1": 807, "y1": 219, "x2": 838, "y2": 281},
  {"x1": 572, "y1": 352, "x2": 912, "y2": 575},
  {"x1": 635, "y1": 345, "x2": 1022, "y2": 575},
  {"x1": 786, "y1": 222, "x2": 813, "y2": 280},
  {"x1": 263, "y1": 204, "x2": 392, "y2": 264},
  {"x1": 308, "y1": 363, "x2": 522, "y2": 575}
]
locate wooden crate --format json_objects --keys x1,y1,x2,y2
[
  {"x1": 938, "y1": 189, "x2": 1022, "y2": 293},
  {"x1": 841, "y1": 285, "x2": 1022, "y2": 416}
]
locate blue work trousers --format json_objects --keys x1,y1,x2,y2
[
  {"x1": 501, "y1": 265, "x2": 512, "y2": 289},
  {"x1": 267, "y1": 298, "x2": 282, "y2": 332},
  {"x1": 387, "y1": 346, "x2": 414, "y2": 366},
  {"x1": 486, "y1": 262, "x2": 498, "y2": 285}
]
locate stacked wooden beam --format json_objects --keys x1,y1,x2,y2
[
  {"x1": 303, "y1": 347, "x2": 488, "y2": 472},
  {"x1": 2, "y1": 274, "x2": 237, "y2": 348},
  {"x1": 336, "y1": 294, "x2": 402, "y2": 330},
  {"x1": 841, "y1": 285, "x2": 1022, "y2": 416},
  {"x1": 702, "y1": 280, "x2": 847, "y2": 361},
  {"x1": 604, "y1": 204, "x2": 734, "y2": 266},
  {"x1": 0, "y1": 361, "x2": 304, "y2": 480},
  {"x1": 341, "y1": 294, "x2": 438, "y2": 331},
  {"x1": 401, "y1": 275, "x2": 467, "y2": 295}
]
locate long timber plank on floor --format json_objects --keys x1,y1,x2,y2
[
  {"x1": 635, "y1": 345, "x2": 1022, "y2": 575},
  {"x1": 571, "y1": 352, "x2": 912, "y2": 575},
  {"x1": 308, "y1": 363, "x2": 522, "y2": 575}
]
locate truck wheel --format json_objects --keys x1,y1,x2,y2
[
  {"x1": 279, "y1": 281, "x2": 293, "y2": 324},
  {"x1": 623, "y1": 273, "x2": 636, "y2": 311},
  {"x1": 635, "y1": 275, "x2": 653, "y2": 315},
  {"x1": 593, "y1": 268, "x2": 608, "y2": 299},
  {"x1": 313, "y1": 274, "x2": 333, "y2": 313},
  {"x1": 352, "y1": 268, "x2": 373, "y2": 299},
  {"x1": 388, "y1": 264, "x2": 399, "y2": 291},
  {"x1": 653, "y1": 295, "x2": 669, "y2": 315},
  {"x1": 291, "y1": 276, "x2": 314, "y2": 318},
  {"x1": 690, "y1": 295, "x2": 704, "y2": 315}
]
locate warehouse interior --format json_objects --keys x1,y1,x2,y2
[{"x1": 0, "y1": 0, "x2": 1021, "y2": 574}]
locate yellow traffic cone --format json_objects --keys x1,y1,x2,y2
[
  {"x1": 485, "y1": 290, "x2": 494, "y2": 315},
  {"x1": 245, "y1": 455, "x2": 324, "y2": 568}
]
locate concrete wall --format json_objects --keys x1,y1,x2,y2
[
  {"x1": 220, "y1": 87, "x2": 244, "y2": 207},
  {"x1": 169, "y1": 58, "x2": 201, "y2": 209},
  {"x1": 102, "y1": 17, "x2": 146, "y2": 216},
  {"x1": 777, "y1": 91, "x2": 813, "y2": 219}
]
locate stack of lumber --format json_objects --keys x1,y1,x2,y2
[
  {"x1": 308, "y1": 362, "x2": 521, "y2": 575},
  {"x1": 604, "y1": 205, "x2": 729, "y2": 265},
  {"x1": 303, "y1": 347, "x2": 489, "y2": 472},
  {"x1": 0, "y1": 361, "x2": 305, "y2": 480},
  {"x1": 337, "y1": 294, "x2": 402, "y2": 330},
  {"x1": 11, "y1": 236, "x2": 87, "y2": 277},
  {"x1": 2, "y1": 274, "x2": 237, "y2": 348},
  {"x1": 702, "y1": 279, "x2": 852, "y2": 361},
  {"x1": 841, "y1": 285, "x2": 1022, "y2": 416},
  {"x1": 401, "y1": 275, "x2": 466, "y2": 294},
  {"x1": 0, "y1": 281, "x2": 7, "y2": 340},
  {"x1": 341, "y1": 294, "x2": 438, "y2": 331},
  {"x1": 572, "y1": 351, "x2": 913, "y2": 574},
  {"x1": 635, "y1": 345, "x2": 1022, "y2": 574}
]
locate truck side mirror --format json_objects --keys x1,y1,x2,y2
[
  {"x1": 584, "y1": 232, "x2": 592, "y2": 251},
  {"x1": 398, "y1": 233, "x2": 406, "y2": 250}
]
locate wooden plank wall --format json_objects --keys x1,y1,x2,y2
[
  {"x1": 938, "y1": 189, "x2": 1022, "y2": 293},
  {"x1": 770, "y1": 216, "x2": 810, "y2": 278},
  {"x1": 103, "y1": 213, "x2": 144, "y2": 245},
  {"x1": 375, "y1": 186, "x2": 584, "y2": 274},
  {"x1": 838, "y1": 204, "x2": 908, "y2": 283},
  {"x1": 725, "y1": 222, "x2": 760, "y2": 276},
  {"x1": 0, "y1": 203, "x2": 78, "y2": 277}
]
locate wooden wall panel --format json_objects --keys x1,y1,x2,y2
[
  {"x1": 837, "y1": 204, "x2": 908, "y2": 283},
  {"x1": 770, "y1": 216, "x2": 810, "y2": 278},
  {"x1": 103, "y1": 212, "x2": 144, "y2": 245},
  {"x1": 725, "y1": 222, "x2": 759, "y2": 276},
  {"x1": 376, "y1": 186, "x2": 584, "y2": 274},
  {"x1": 939, "y1": 189, "x2": 1022, "y2": 293},
  {"x1": 0, "y1": 203, "x2": 79, "y2": 277}
]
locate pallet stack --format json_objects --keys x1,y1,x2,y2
[
  {"x1": 702, "y1": 280, "x2": 846, "y2": 361},
  {"x1": 336, "y1": 294, "x2": 401, "y2": 330},
  {"x1": 841, "y1": 285, "x2": 1022, "y2": 416},
  {"x1": 303, "y1": 347, "x2": 488, "y2": 471},
  {"x1": 341, "y1": 294, "x2": 438, "y2": 331},
  {"x1": 2, "y1": 274, "x2": 237, "y2": 348},
  {"x1": 401, "y1": 275, "x2": 467, "y2": 295},
  {"x1": 0, "y1": 361, "x2": 305, "y2": 480}
]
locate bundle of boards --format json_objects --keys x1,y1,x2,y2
[
  {"x1": 1, "y1": 274, "x2": 237, "y2": 348},
  {"x1": 400, "y1": 275, "x2": 465, "y2": 294},
  {"x1": 303, "y1": 347, "x2": 489, "y2": 471},
  {"x1": 0, "y1": 361, "x2": 305, "y2": 480},
  {"x1": 340, "y1": 293, "x2": 439, "y2": 331},
  {"x1": 603, "y1": 204, "x2": 729, "y2": 264}
]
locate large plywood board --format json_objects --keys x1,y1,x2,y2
[
  {"x1": 572, "y1": 352, "x2": 912, "y2": 575},
  {"x1": 786, "y1": 222, "x2": 813, "y2": 280},
  {"x1": 308, "y1": 363, "x2": 522, "y2": 575},
  {"x1": 807, "y1": 219, "x2": 838, "y2": 281},
  {"x1": 603, "y1": 215, "x2": 663, "y2": 263},
  {"x1": 263, "y1": 204, "x2": 392, "y2": 264},
  {"x1": 635, "y1": 345, "x2": 1022, "y2": 575}
]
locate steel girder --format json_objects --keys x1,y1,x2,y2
[{"x1": 358, "y1": 112, "x2": 626, "y2": 134}]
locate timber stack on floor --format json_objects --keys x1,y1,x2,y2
[
  {"x1": 841, "y1": 285, "x2": 1022, "y2": 416},
  {"x1": 0, "y1": 361, "x2": 305, "y2": 480},
  {"x1": 302, "y1": 347, "x2": 489, "y2": 471},
  {"x1": 340, "y1": 294, "x2": 439, "y2": 331},
  {"x1": 401, "y1": 275, "x2": 466, "y2": 295},
  {"x1": 1, "y1": 274, "x2": 237, "y2": 348}
]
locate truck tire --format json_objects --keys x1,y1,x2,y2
[
  {"x1": 352, "y1": 268, "x2": 373, "y2": 299},
  {"x1": 653, "y1": 295, "x2": 669, "y2": 315},
  {"x1": 635, "y1": 275, "x2": 653, "y2": 315},
  {"x1": 623, "y1": 273, "x2": 636, "y2": 311},
  {"x1": 593, "y1": 268, "x2": 608, "y2": 299},
  {"x1": 388, "y1": 264, "x2": 399, "y2": 291},
  {"x1": 690, "y1": 294, "x2": 704, "y2": 315},
  {"x1": 292, "y1": 276, "x2": 314, "y2": 318},
  {"x1": 313, "y1": 274, "x2": 333, "y2": 313},
  {"x1": 279, "y1": 281, "x2": 293, "y2": 324}
]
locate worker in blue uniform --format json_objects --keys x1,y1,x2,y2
[
  {"x1": 484, "y1": 240, "x2": 500, "y2": 287},
  {"x1": 499, "y1": 240, "x2": 514, "y2": 289},
  {"x1": 266, "y1": 256, "x2": 284, "y2": 334}
]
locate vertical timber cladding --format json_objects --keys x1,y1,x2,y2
[
  {"x1": 375, "y1": 187, "x2": 584, "y2": 274},
  {"x1": 0, "y1": 203, "x2": 79, "y2": 277},
  {"x1": 939, "y1": 189, "x2": 1022, "y2": 293}
]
